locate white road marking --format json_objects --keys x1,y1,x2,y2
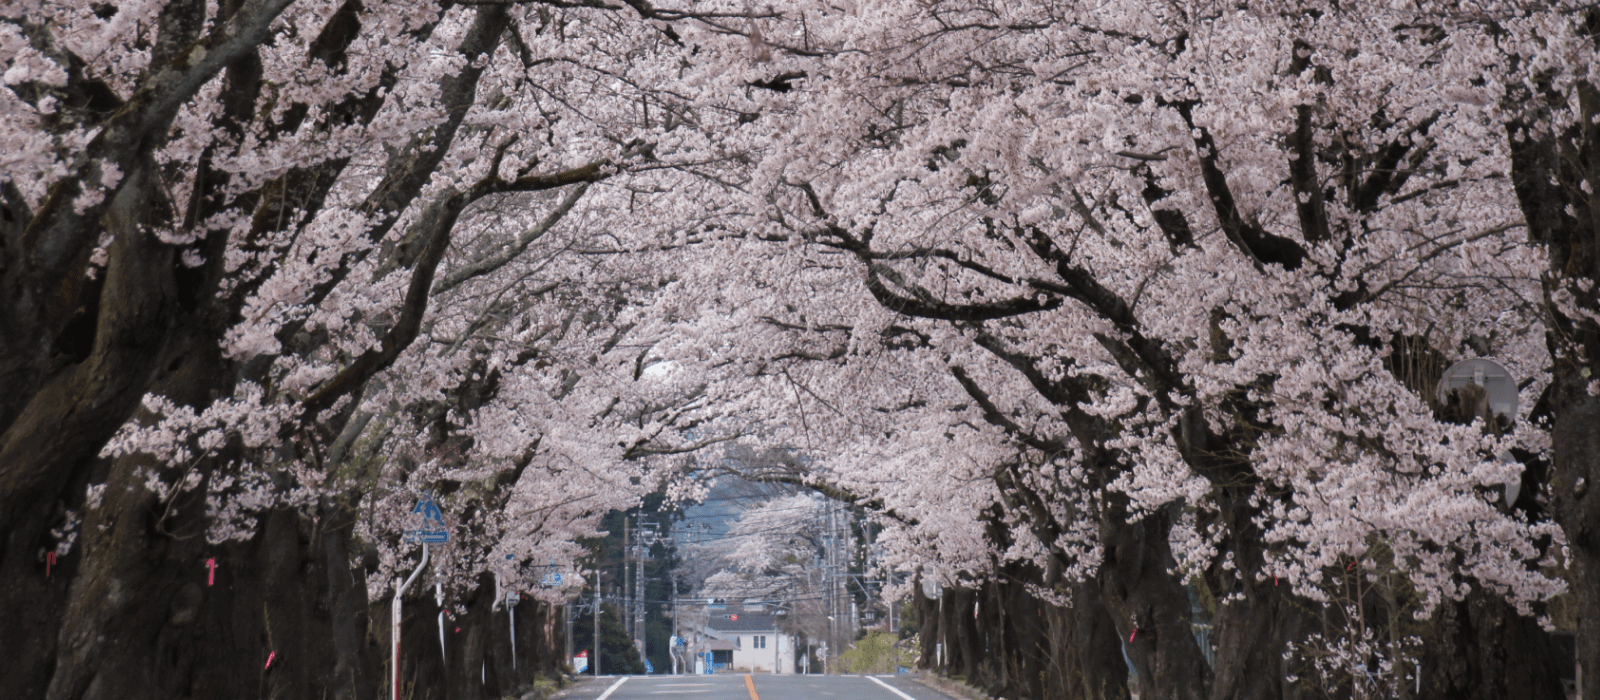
[
  {"x1": 868, "y1": 675, "x2": 918, "y2": 700},
  {"x1": 596, "y1": 677, "x2": 629, "y2": 700}
]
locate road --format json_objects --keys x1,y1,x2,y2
[{"x1": 558, "y1": 674, "x2": 962, "y2": 700}]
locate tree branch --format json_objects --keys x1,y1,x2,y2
[
  {"x1": 1168, "y1": 100, "x2": 1308, "y2": 271},
  {"x1": 948, "y1": 365, "x2": 1069, "y2": 455},
  {"x1": 435, "y1": 182, "x2": 590, "y2": 294},
  {"x1": 18, "y1": 0, "x2": 297, "y2": 299},
  {"x1": 863, "y1": 262, "x2": 1061, "y2": 322}
]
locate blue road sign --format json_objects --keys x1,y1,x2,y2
[
  {"x1": 406, "y1": 494, "x2": 450, "y2": 543},
  {"x1": 540, "y1": 560, "x2": 563, "y2": 586}
]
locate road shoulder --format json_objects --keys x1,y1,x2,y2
[{"x1": 906, "y1": 672, "x2": 988, "y2": 700}]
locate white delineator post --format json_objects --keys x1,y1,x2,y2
[
  {"x1": 437, "y1": 582, "x2": 447, "y2": 665},
  {"x1": 393, "y1": 542, "x2": 430, "y2": 700}
]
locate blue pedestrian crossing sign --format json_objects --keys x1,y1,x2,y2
[
  {"x1": 540, "y1": 561, "x2": 563, "y2": 587},
  {"x1": 406, "y1": 494, "x2": 450, "y2": 543}
]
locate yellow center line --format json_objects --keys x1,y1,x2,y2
[{"x1": 744, "y1": 674, "x2": 760, "y2": 700}]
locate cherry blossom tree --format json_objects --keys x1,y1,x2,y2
[
  {"x1": 0, "y1": 0, "x2": 749, "y2": 697},
  {"x1": 638, "y1": 1, "x2": 1597, "y2": 699}
]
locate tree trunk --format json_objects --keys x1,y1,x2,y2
[
  {"x1": 947, "y1": 587, "x2": 977, "y2": 682},
  {"x1": 0, "y1": 497, "x2": 76, "y2": 698},
  {"x1": 486, "y1": 591, "x2": 518, "y2": 693},
  {"x1": 1549, "y1": 378, "x2": 1600, "y2": 700},
  {"x1": 0, "y1": 160, "x2": 179, "y2": 697},
  {"x1": 1419, "y1": 590, "x2": 1568, "y2": 700},
  {"x1": 321, "y1": 510, "x2": 381, "y2": 700},
  {"x1": 1097, "y1": 499, "x2": 1212, "y2": 700},
  {"x1": 538, "y1": 600, "x2": 569, "y2": 678},
  {"x1": 443, "y1": 572, "x2": 495, "y2": 700},
  {"x1": 1504, "y1": 55, "x2": 1600, "y2": 700},
  {"x1": 1207, "y1": 574, "x2": 1311, "y2": 700},
  {"x1": 1061, "y1": 579, "x2": 1132, "y2": 700},
  {"x1": 916, "y1": 572, "x2": 1132, "y2": 700},
  {"x1": 988, "y1": 561, "x2": 1132, "y2": 700},
  {"x1": 916, "y1": 574, "x2": 942, "y2": 671},
  {"x1": 1205, "y1": 486, "x2": 1313, "y2": 700}
]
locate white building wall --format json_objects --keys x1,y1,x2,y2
[{"x1": 728, "y1": 633, "x2": 795, "y2": 673}]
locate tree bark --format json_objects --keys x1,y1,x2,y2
[
  {"x1": 443, "y1": 572, "x2": 496, "y2": 700},
  {"x1": 1418, "y1": 590, "x2": 1569, "y2": 700},
  {"x1": 917, "y1": 568, "x2": 1134, "y2": 700},
  {"x1": 1061, "y1": 579, "x2": 1131, "y2": 700},
  {"x1": 1504, "y1": 49, "x2": 1600, "y2": 700},
  {"x1": 1548, "y1": 381, "x2": 1600, "y2": 700},
  {"x1": 1204, "y1": 485, "x2": 1312, "y2": 700},
  {"x1": 1097, "y1": 499, "x2": 1212, "y2": 700}
]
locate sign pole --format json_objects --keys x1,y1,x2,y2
[
  {"x1": 394, "y1": 493, "x2": 449, "y2": 700},
  {"x1": 393, "y1": 542, "x2": 429, "y2": 700}
]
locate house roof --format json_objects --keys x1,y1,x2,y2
[{"x1": 707, "y1": 612, "x2": 778, "y2": 632}]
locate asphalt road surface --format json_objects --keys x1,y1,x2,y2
[{"x1": 558, "y1": 674, "x2": 962, "y2": 700}]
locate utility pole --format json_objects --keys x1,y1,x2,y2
[
  {"x1": 635, "y1": 541, "x2": 645, "y2": 665},
  {"x1": 594, "y1": 570, "x2": 602, "y2": 677},
  {"x1": 627, "y1": 518, "x2": 657, "y2": 671},
  {"x1": 847, "y1": 508, "x2": 857, "y2": 644},
  {"x1": 623, "y1": 516, "x2": 631, "y2": 648},
  {"x1": 826, "y1": 505, "x2": 836, "y2": 674}
]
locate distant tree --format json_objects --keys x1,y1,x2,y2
[
  {"x1": 838, "y1": 631, "x2": 911, "y2": 675},
  {"x1": 597, "y1": 603, "x2": 646, "y2": 676}
]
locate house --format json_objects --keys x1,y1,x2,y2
[
  {"x1": 701, "y1": 638, "x2": 738, "y2": 672},
  {"x1": 673, "y1": 577, "x2": 799, "y2": 674},
  {"x1": 675, "y1": 600, "x2": 798, "y2": 674},
  {"x1": 705, "y1": 611, "x2": 795, "y2": 673}
]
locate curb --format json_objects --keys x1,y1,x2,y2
[
  {"x1": 541, "y1": 676, "x2": 598, "y2": 700},
  {"x1": 907, "y1": 671, "x2": 992, "y2": 700}
]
